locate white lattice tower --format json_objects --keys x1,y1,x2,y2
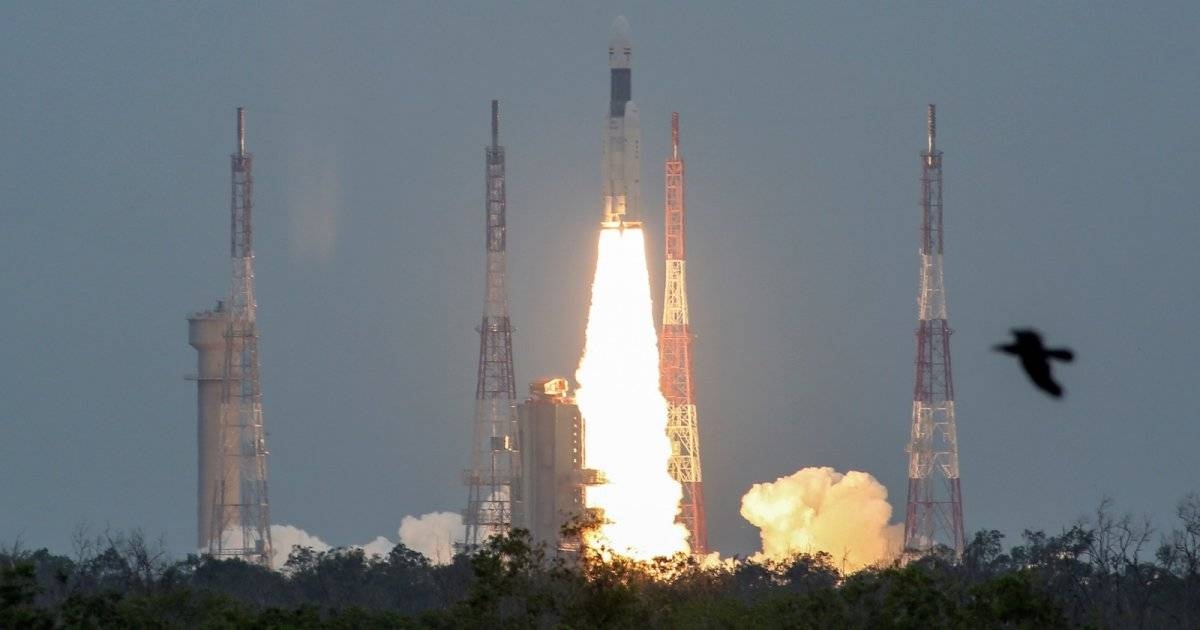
[
  {"x1": 210, "y1": 107, "x2": 273, "y2": 567},
  {"x1": 463, "y1": 100, "x2": 522, "y2": 547},
  {"x1": 903, "y1": 104, "x2": 965, "y2": 560}
]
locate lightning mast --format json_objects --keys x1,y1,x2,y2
[
  {"x1": 209, "y1": 107, "x2": 273, "y2": 567},
  {"x1": 660, "y1": 113, "x2": 708, "y2": 554},
  {"x1": 903, "y1": 104, "x2": 965, "y2": 560},
  {"x1": 463, "y1": 100, "x2": 521, "y2": 547}
]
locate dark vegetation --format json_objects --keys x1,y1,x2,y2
[{"x1": 3, "y1": 496, "x2": 1199, "y2": 628}]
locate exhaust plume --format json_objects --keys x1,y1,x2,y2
[
  {"x1": 576, "y1": 227, "x2": 690, "y2": 559},
  {"x1": 740, "y1": 467, "x2": 902, "y2": 570}
]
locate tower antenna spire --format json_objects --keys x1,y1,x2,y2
[
  {"x1": 463, "y1": 99, "x2": 521, "y2": 548},
  {"x1": 903, "y1": 103, "x2": 965, "y2": 561},
  {"x1": 491, "y1": 99, "x2": 499, "y2": 148},
  {"x1": 671, "y1": 112, "x2": 679, "y2": 160},
  {"x1": 927, "y1": 103, "x2": 936, "y2": 154},
  {"x1": 660, "y1": 112, "x2": 709, "y2": 554},
  {"x1": 237, "y1": 106, "x2": 246, "y2": 156},
  {"x1": 197, "y1": 106, "x2": 273, "y2": 568}
]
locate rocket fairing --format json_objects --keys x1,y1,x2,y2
[{"x1": 603, "y1": 16, "x2": 642, "y2": 228}]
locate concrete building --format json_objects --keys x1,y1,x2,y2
[
  {"x1": 187, "y1": 301, "x2": 232, "y2": 550},
  {"x1": 517, "y1": 378, "x2": 602, "y2": 552}
]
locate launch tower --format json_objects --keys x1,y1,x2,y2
[
  {"x1": 903, "y1": 104, "x2": 965, "y2": 560},
  {"x1": 660, "y1": 113, "x2": 708, "y2": 554},
  {"x1": 201, "y1": 107, "x2": 273, "y2": 567},
  {"x1": 463, "y1": 100, "x2": 522, "y2": 547}
]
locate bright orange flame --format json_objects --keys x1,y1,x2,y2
[{"x1": 576, "y1": 227, "x2": 691, "y2": 559}]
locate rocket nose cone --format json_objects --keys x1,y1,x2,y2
[
  {"x1": 609, "y1": 15, "x2": 632, "y2": 69},
  {"x1": 610, "y1": 15, "x2": 631, "y2": 47}
]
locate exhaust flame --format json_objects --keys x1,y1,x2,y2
[
  {"x1": 576, "y1": 227, "x2": 690, "y2": 559},
  {"x1": 740, "y1": 466, "x2": 902, "y2": 570}
]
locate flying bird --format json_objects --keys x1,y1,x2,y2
[{"x1": 994, "y1": 329, "x2": 1074, "y2": 398}]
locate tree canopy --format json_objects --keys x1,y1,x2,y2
[{"x1": 3, "y1": 495, "x2": 1199, "y2": 627}]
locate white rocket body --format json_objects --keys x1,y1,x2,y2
[{"x1": 602, "y1": 16, "x2": 641, "y2": 228}]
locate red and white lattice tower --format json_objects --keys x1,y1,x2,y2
[
  {"x1": 660, "y1": 113, "x2": 708, "y2": 554},
  {"x1": 903, "y1": 104, "x2": 965, "y2": 560},
  {"x1": 463, "y1": 100, "x2": 522, "y2": 547},
  {"x1": 210, "y1": 107, "x2": 273, "y2": 567}
]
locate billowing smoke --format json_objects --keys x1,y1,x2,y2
[
  {"x1": 740, "y1": 467, "x2": 902, "y2": 570},
  {"x1": 270, "y1": 523, "x2": 332, "y2": 569},
  {"x1": 264, "y1": 510, "x2": 463, "y2": 570},
  {"x1": 576, "y1": 227, "x2": 690, "y2": 559},
  {"x1": 397, "y1": 511, "x2": 463, "y2": 565},
  {"x1": 358, "y1": 536, "x2": 395, "y2": 559}
]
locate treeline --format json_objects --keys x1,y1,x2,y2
[{"x1": 3, "y1": 496, "x2": 1200, "y2": 628}]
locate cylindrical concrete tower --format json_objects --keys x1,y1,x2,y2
[{"x1": 188, "y1": 301, "x2": 236, "y2": 549}]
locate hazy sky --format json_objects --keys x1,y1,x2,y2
[{"x1": 1, "y1": 2, "x2": 1197, "y2": 558}]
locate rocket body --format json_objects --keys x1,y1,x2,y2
[{"x1": 603, "y1": 16, "x2": 641, "y2": 227}]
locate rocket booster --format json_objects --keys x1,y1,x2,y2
[{"x1": 603, "y1": 16, "x2": 641, "y2": 227}]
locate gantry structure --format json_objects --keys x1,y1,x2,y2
[
  {"x1": 463, "y1": 100, "x2": 522, "y2": 547},
  {"x1": 660, "y1": 113, "x2": 708, "y2": 554},
  {"x1": 903, "y1": 104, "x2": 965, "y2": 560},
  {"x1": 210, "y1": 107, "x2": 273, "y2": 567}
]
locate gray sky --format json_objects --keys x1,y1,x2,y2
[{"x1": 1, "y1": 2, "x2": 1197, "y2": 558}]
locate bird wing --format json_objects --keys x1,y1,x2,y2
[{"x1": 1046, "y1": 348, "x2": 1074, "y2": 362}]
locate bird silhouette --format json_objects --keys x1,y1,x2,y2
[{"x1": 993, "y1": 329, "x2": 1074, "y2": 398}]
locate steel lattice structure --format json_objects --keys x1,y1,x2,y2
[
  {"x1": 903, "y1": 104, "x2": 965, "y2": 560},
  {"x1": 463, "y1": 100, "x2": 522, "y2": 548},
  {"x1": 209, "y1": 108, "x2": 273, "y2": 567},
  {"x1": 660, "y1": 113, "x2": 708, "y2": 554}
]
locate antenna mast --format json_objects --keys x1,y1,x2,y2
[
  {"x1": 463, "y1": 100, "x2": 522, "y2": 547},
  {"x1": 903, "y1": 104, "x2": 965, "y2": 560},
  {"x1": 209, "y1": 107, "x2": 273, "y2": 567},
  {"x1": 660, "y1": 112, "x2": 708, "y2": 553}
]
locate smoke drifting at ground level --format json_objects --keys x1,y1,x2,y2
[
  {"x1": 397, "y1": 511, "x2": 462, "y2": 564},
  {"x1": 269, "y1": 524, "x2": 333, "y2": 568},
  {"x1": 267, "y1": 511, "x2": 463, "y2": 570},
  {"x1": 740, "y1": 466, "x2": 902, "y2": 570}
]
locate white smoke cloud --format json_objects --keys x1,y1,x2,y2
[
  {"x1": 265, "y1": 511, "x2": 460, "y2": 568},
  {"x1": 270, "y1": 523, "x2": 332, "y2": 569},
  {"x1": 357, "y1": 535, "x2": 395, "y2": 560},
  {"x1": 398, "y1": 511, "x2": 463, "y2": 565},
  {"x1": 265, "y1": 510, "x2": 462, "y2": 570},
  {"x1": 740, "y1": 467, "x2": 902, "y2": 570}
]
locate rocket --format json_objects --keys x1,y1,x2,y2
[{"x1": 602, "y1": 16, "x2": 641, "y2": 228}]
